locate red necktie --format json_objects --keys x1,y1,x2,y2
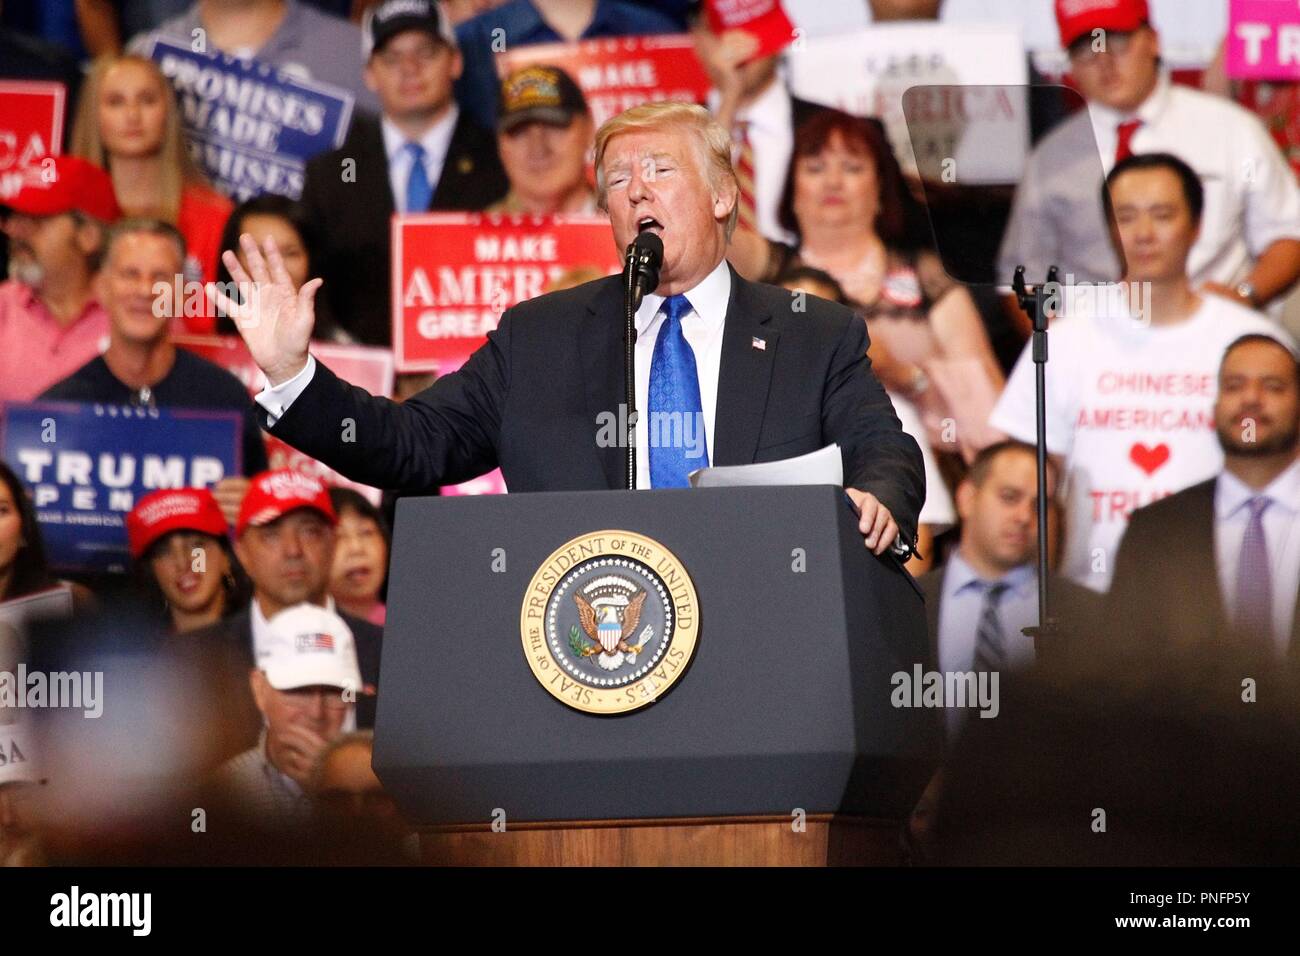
[
  {"x1": 1115, "y1": 119, "x2": 1142, "y2": 164},
  {"x1": 733, "y1": 121, "x2": 758, "y2": 233}
]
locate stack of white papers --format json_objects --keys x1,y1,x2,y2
[{"x1": 688, "y1": 444, "x2": 844, "y2": 488}]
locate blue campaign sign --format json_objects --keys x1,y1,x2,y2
[
  {"x1": 0, "y1": 403, "x2": 241, "y2": 575},
  {"x1": 143, "y1": 37, "x2": 354, "y2": 200}
]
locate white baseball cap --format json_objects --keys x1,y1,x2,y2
[{"x1": 259, "y1": 604, "x2": 362, "y2": 693}]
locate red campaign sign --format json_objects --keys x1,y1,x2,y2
[
  {"x1": 392, "y1": 212, "x2": 621, "y2": 373},
  {"x1": 0, "y1": 81, "x2": 65, "y2": 201},
  {"x1": 442, "y1": 468, "x2": 508, "y2": 497},
  {"x1": 174, "y1": 334, "x2": 394, "y2": 398},
  {"x1": 705, "y1": 0, "x2": 796, "y2": 63},
  {"x1": 262, "y1": 434, "x2": 381, "y2": 505},
  {"x1": 175, "y1": 334, "x2": 394, "y2": 503},
  {"x1": 496, "y1": 35, "x2": 713, "y2": 129}
]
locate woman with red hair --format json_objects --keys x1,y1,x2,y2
[{"x1": 730, "y1": 108, "x2": 1004, "y2": 467}]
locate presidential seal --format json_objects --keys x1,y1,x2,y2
[{"x1": 520, "y1": 530, "x2": 700, "y2": 715}]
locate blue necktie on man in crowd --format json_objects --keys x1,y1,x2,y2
[
  {"x1": 648, "y1": 293, "x2": 708, "y2": 488},
  {"x1": 404, "y1": 142, "x2": 433, "y2": 213}
]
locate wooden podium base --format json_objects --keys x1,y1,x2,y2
[{"x1": 420, "y1": 815, "x2": 905, "y2": 866}]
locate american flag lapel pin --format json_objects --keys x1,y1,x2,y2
[{"x1": 752, "y1": 336, "x2": 767, "y2": 351}]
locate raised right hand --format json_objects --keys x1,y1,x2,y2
[{"x1": 206, "y1": 233, "x2": 322, "y2": 386}]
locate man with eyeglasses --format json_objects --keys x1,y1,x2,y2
[
  {"x1": 214, "y1": 603, "x2": 363, "y2": 830},
  {"x1": 299, "y1": 0, "x2": 507, "y2": 346},
  {"x1": 999, "y1": 0, "x2": 1300, "y2": 317}
]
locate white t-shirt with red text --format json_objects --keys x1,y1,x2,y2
[{"x1": 989, "y1": 294, "x2": 1291, "y2": 592}]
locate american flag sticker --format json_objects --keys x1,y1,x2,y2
[
  {"x1": 296, "y1": 632, "x2": 335, "y2": 652},
  {"x1": 752, "y1": 337, "x2": 766, "y2": 351}
]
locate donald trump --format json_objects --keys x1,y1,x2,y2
[{"x1": 210, "y1": 102, "x2": 924, "y2": 554}]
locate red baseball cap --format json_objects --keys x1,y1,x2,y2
[
  {"x1": 127, "y1": 488, "x2": 229, "y2": 560},
  {"x1": 236, "y1": 469, "x2": 337, "y2": 538},
  {"x1": 1, "y1": 155, "x2": 121, "y2": 223},
  {"x1": 1056, "y1": 0, "x2": 1149, "y2": 50}
]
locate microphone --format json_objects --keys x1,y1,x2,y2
[{"x1": 625, "y1": 230, "x2": 663, "y2": 313}]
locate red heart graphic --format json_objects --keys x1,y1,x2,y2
[{"x1": 1129, "y1": 442, "x2": 1170, "y2": 476}]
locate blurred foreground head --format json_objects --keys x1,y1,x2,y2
[{"x1": 933, "y1": 637, "x2": 1300, "y2": 865}]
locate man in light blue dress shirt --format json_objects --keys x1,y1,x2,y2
[{"x1": 918, "y1": 440, "x2": 1103, "y2": 739}]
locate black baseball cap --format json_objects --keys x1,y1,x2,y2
[
  {"x1": 498, "y1": 65, "x2": 590, "y2": 132},
  {"x1": 363, "y1": 0, "x2": 457, "y2": 58}
]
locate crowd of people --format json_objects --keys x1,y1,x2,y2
[{"x1": 2, "y1": 0, "x2": 1300, "y2": 866}]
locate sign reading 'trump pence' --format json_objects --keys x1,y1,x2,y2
[{"x1": 1, "y1": 403, "x2": 240, "y2": 574}]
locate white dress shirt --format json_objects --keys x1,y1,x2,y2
[
  {"x1": 381, "y1": 106, "x2": 460, "y2": 213},
  {"x1": 1214, "y1": 457, "x2": 1300, "y2": 653},
  {"x1": 634, "y1": 257, "x2": 730, "y2": 489},
  {"x1": 709, "y1": 75, "x2": 798, "y2": 246},
  {"x1": 254, "y1": 258, "x2": 735, "y2": 491}
]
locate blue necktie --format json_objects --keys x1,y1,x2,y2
[
  {"x1": 404, "y1": 142, "x2": 433, "y2": 212},
  {"x1": 1235, "y1": 496, "x2": 1274, "y2": 646},
  {"x1": 648, "y1": 293, "x2": 708, "y2": 488}
]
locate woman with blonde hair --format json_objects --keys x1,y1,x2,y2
[{"x1": 71, "y1": 53, "x2": 231, "y2": 329}]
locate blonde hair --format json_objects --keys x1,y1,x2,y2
[
  {"x1": 71, "y1": 54, "x2": 209, "y2": 224},
  {"x1": 593, "y1": 101, "x2": 739, "y2": 239}
]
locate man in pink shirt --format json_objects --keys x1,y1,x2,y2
[{"x1": 0, "y1": 156, "x2": 121, "y2": 401}]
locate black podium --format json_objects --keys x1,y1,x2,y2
[{"x1": 375, "y1": 485, "x2": 939, "y2": 865}]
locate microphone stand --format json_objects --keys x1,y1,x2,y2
[
  {"x1": 622, "y1": 232, "x2": 663, "y2": 491},
  {"x1": 1013, "y1": 264, "x2": 1060, "y2": 655},
  {"x1": 623, "y1": 250, "x2": 640, "y2": 492}
]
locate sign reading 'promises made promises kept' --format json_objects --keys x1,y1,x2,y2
[{"x1": 143, "y1": 37, "x2": 354, "y2": 200}]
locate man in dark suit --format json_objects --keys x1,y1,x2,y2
[
  {"x1": 1108, "y1": 334, "x2": 1300, "y2": 665},
  {"x1": 190, "y1": 469, "x2": 382, "y2": 760},
  {"x1": 299, "y1": 0, "x2": 507, "y2": 346},
  {"x1": 917, "y1": 441, "x2": 1103, "y2": 692},
  {"x1": 212, "y1": 101, "x2": 925, "y2": 553}
]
